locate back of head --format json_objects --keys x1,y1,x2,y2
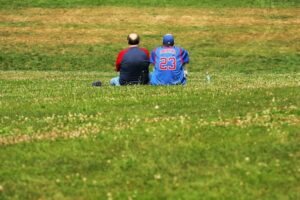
[
  {"x1": 127, "y1": 33, "x2": 140, "y2": 45},
  {"x1": 163, "y1": 34, "x2": 174, "y2": 46}
]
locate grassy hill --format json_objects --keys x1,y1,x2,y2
[{"x1": 1, "y1": 7, "x2": 299, "y2": 73}]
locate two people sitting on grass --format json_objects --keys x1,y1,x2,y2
[
  {"x1": 110, "y1": 33, "x2": 150, "y2": 86},
  {"x1": 110, "y1": 33, "x2": 189, "y2": 86}
]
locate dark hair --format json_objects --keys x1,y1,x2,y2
[{"x1": 127, "y1": 34, "x2": 140, "y2": 45}]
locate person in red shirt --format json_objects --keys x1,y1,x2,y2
[{"x1": 110, "y1": 33, "x2": 150, "y2": 86}]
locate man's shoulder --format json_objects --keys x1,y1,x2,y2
[
  {"x1": 138, "y1": 47, "x2": 150, "y2": 53},
  {"x1": 174, "y1": 46, "x2": 188, "y2": 51},
  {"x1": 118, "y1": 48, "x2": 130, "y2": 55},
  {"x1": 139, "y1": 47, "x2": 149, "y2": 51},
  {"x1": 152, "y1": 46, "x2": 162, "y2": 52}
]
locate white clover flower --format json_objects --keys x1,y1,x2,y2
[{"x1": 154, "y1": 174, "x2": 161, "y2": 180}]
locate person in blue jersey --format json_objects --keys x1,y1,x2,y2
[
  {"x1": 110, "y1": 33, "x2": 150, "y2": 86},
  {"x1": 150, "y1": 34, "x2": 189, "y2": 85}
]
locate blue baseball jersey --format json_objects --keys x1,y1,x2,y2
[{"x1": 150, "y1": 46, "x2": 189, "y2": 85}]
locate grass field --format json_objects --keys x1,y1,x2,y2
[
  {"x1": 1, "y1": 71, "x2": 299, "y2": 199},
  {"x1": 1, "y1": 7, "x2": 299, "y2": 73},
  {"x1": 1, "y1": 0, "x2": 300, "y2": 199},
  {"x1": 0, "y1": 0, "x2": 298, "y2": 9}
]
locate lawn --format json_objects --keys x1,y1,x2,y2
[
  {"x1": 1, "y1": 71, "x2": 299, "y2": 199},
  {"x1": 0, "y1": 1, "x2": 300, "y2": 199},
  {"x1": 0, "y1": 0, "x2": 298, "y2": 9},
  {"x1": 1, "y1": 7, "x2": 299, "y2": 73}
]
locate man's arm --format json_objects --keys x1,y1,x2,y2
[
  {"x1": 181, "y1": 48, "x2": 189, "y2": 77},
  {"x1": 115, "y1": 49, "x2": 129, "y2": 71},
  {"x1": 115, "y1": 52, "x2": 122, "y2": 72},
  {"x1": 140, "y1": 48, "x2": 150, "y2": 60},
  {"x1": 149, "y1": 49, "x2": 157, "y2": 72},
  {"x1": 150, "y1": 48, "x2": 157, "y2": 65}
]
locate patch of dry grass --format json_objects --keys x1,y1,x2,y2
[{"x1": 1, "y1": 7, "x2": 299, "y2": 45}]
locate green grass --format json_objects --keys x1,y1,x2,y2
[
  {"x1": 1, "y1": 40, "x2": 299, "y2": 73},
  {"x1": 1, "y1": 1, "x2": 300, "y2": 199},
  {"x1": 1, "y1": 7, "x2": 299, "y2": 73},
  {"x1": 0, "y1": 0, "x2": 298, "y2": 9},
  {"x1": 0, "y1": 71, "x2": 299, "y2": 199}
]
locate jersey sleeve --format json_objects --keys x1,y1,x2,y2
[
  {"x1": 115, "y1": 49, "x2": 127, "y2": 71},
  {"x1": 140, "y1": 48, "x2": 150, "y2": 59},
  {"x1": 150, "y1": 48, "x2": 157, "y2": 65},
  {"x1": 115, "y1": 52, "x2": 122, "y2": 71},
  {"x1": 180, "y1": 48, "x2": 189, "y2": 64}
]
